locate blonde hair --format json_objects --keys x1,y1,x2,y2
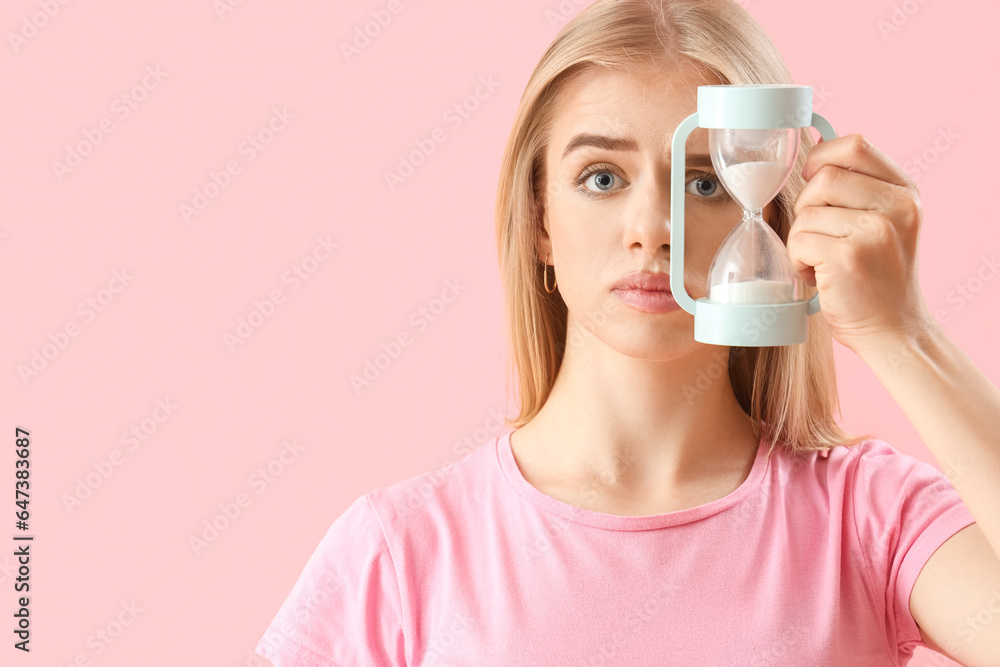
[{"x1": 495, "y1": 0, "x2": 873, "y2": 455}]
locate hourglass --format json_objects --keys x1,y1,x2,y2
[{"x1": 669, "y1": 85, "x2": 838, "y2": 346}]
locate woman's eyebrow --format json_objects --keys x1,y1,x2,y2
[
  {"x1": 562, "y1": 133, "x2": 638, "y2": 159},
  {"x1": 561, "y1": 133, "x2": 715, "y2": 167}
]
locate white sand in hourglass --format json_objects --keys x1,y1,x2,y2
[
  {"x1": 720, "y1": 161, "x2": 790, "y2": 211},
  {"x1": 710, "y1": 280, "x2": 794, "y2": 304}
]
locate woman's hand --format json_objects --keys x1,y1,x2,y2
[{"x1": 787, "y1": 133, "x2": 932, "y2": 356}]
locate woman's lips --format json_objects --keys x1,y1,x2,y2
[{"x1": 611, "y1": 288, "x2": 680, "y2": 314}]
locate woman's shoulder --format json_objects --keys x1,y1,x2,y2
[
  {"x1": 364, "y1": 432, "x2": 504, "y2": 527},
  {"x1": 817, "y1": 437, "x2": 946, "y2": 479},
  {"x1": 770, "y1": 435, "x2": 962, "y2": 507},
  {"x1": 773, "y1": 436, "x2": 917, "y2": 477}
]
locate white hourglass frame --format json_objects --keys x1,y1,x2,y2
[{"x1": 669, "y1": 84, "x2": 839, "y2": 346}]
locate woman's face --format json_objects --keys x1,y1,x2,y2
[{"x1": 538, "y1": 62, "x2": 775, "y2": 358}]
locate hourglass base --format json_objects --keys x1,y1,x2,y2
[{"x1": 694, "y1": 297, "x2": 813, "y2": 346}]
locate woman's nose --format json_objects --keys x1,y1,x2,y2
[{"x1": 622, "y1": 185, "x2": 671, "y2": 253}]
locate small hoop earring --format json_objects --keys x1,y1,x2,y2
[{"x1": 543, "y1": 252, "x2": 557, "y2": 293}]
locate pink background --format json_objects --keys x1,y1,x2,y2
[{"x1": 1, "y1": 0, "x2": 996, "y2": 665}]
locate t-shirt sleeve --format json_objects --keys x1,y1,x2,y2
[
  {"x1": 850, "y1": 439, "x2": 977, "y2": 658},
  {"x1": 254, "y1": 493, "x2": 406, "y2": 666}
]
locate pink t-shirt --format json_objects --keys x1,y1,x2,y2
[{"x1": 254, "y1": 429, "x2": 976, "y2": 666}]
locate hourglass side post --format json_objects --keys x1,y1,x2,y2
[
  {"x1": 803, "y1": 112, "x2": 839, "y2": 317},
  {"x1": 669, "y1": 113, "x2": 701, "y2": 316}
]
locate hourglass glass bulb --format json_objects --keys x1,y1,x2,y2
[
  {"x1": 705, "y1": 127, "x2": 800, "y2": 305},
  {"x1": 718, "y1": 161, "x2": 793, "y2": 213},
  {"x1": 707, "y1": 212, "x2": 798, "y2": 304}
]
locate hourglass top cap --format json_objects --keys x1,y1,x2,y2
[{"x1": 697, "y1": 85, "x2": 814, "y2": 130}]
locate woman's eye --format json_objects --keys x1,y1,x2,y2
[
  {"x1": 573, "y1": 166, "x2": 731, "y2": 203},
  {"x1": 686, "y1": 174, "x2": 731, "y2": 203},
  {"x1": 575, "y1": 167, "x2": 624, "y2": 196}
]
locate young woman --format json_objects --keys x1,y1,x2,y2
[{"x1": 255, "y1": 1, "x2": 1000, "y2": 664}]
